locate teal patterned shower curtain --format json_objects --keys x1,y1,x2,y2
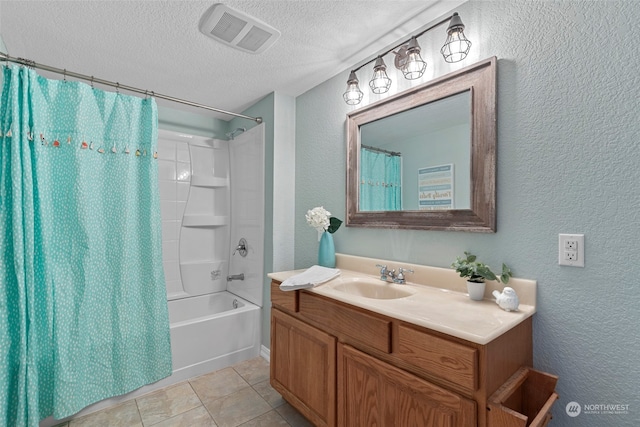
[
  {"x1": 360, "y1": 147, "x2": 401, "y2": 211},
  {"x1": 0, "y1": 66, "x2": 172, "y2": 426}
]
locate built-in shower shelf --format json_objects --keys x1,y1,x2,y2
[
  {"x1": 182, "y1": 215, "x2": 228, "y2": 227},
  {"x1": 191, "y1": 175, "x2": 228, "y2": 188}
]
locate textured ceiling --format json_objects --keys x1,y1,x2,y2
[{"x1": 0, "y1": 0, "x2": 465, "y2": 121}]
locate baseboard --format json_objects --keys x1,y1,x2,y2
[{"x1": 260, "y1": 345, "x2": 270, "y2": 361}]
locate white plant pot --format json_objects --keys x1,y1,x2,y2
[{"x1": 467, "y1": 280, "x2": 486, "y2": 301}]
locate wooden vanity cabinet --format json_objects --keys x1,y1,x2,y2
[
  {"x1": 270, "y1": 308, "x2": 336, "y2": 427},
  {"x1": 270, "y1": 281, "x2": 538, "y2": 427},
  {"x1": 339, "y1": 343, "x2": 476, "y2": 426}
]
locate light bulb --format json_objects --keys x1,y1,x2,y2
[
  {"x1": 369, "y1": 57, "x2": 391, "y2": 94},
  {"x1": 402, "y1": 37, "x2": 426, "y2": 80},
  {"x1": 441, "y1": 12, "x2": 472, "y2": 63},
  {"x1": 343, "y1": 71, "x2": 364, "y2": 105}
]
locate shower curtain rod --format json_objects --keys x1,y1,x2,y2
[
  {"x1": 0, "y1": 52, "x2": 263, "y2": 124},
  {"x1": 361, "y1": 144, "x2": 401, "y2": 157}
]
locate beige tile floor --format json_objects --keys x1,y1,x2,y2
[{"x1": 54, "y1": 358, "x2": 313, "y2": 427}]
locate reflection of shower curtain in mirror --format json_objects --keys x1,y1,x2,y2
[
  {"x1": 360, "y1": 147, "x2": 401, "y2": 211},
  {"x1": 0, "y1": 66, "x2": 171, "y2": 426}
]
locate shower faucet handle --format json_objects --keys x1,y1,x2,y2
[
  {"x1": 233, "y1": 238, "x2": 248, "y2": 257},
  {"x1": 211, "y1": 269, "x2": 221, "y2": 280}
]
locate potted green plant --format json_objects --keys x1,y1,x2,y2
[{"x1": 451, "y1": 251, "x2": 512, "y2": 301}]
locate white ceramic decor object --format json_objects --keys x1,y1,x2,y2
[{"x1": 492, "y1": 287, "x2": 520, "y2": 312}]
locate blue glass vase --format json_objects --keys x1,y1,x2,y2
[{"x1": 318, "y1": 232, "x2": 336, "y2": 268}]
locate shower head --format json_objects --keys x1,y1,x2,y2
[{"x1": 226, "y1": 127, "x2": 246, "y2": 140}]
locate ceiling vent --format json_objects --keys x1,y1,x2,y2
[{"x1": 199, "y1": 3, "x2": 281, "y2": 54}]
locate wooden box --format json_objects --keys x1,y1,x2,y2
[{"x1": 488, "y1": 367, "x2": 559, "y2": 427}]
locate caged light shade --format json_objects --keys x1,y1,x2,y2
[
  {"x1": 441, "y1": 12, "x2": 472, "y2": 63},
  {"x1": 401, "y1": 37, "x2": 427, "y2": 80},
  {"x1": 343, "y1": 71, "x2": 364, "y2": 105},
  {"x1": 368, "y1": 56, "x2": 392, "y2": 94}
]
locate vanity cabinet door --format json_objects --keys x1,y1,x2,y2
[
  {"x1": 270, "y1": 308, "x2": 336, "y2": 427},
  {"x1": 338, "y1": 343, "x2": 476, "y2": 427}
]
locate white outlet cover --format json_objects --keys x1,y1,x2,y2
[{"x1": 559, "y1": 234, "x2": 585, "y2": 267}]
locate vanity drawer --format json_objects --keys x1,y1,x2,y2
[
  {"x1": 271, "y1": 281, "x2": 298, "y2": 312},
  {"x1": 395, "y1": 323, "x2": 478, "y2": 391},
  {"x1": 299, "y1": 292, "x2": 391, "y2": 353}
]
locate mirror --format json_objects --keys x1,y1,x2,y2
[
  {"x1": 359, "y1": 91, "x2": 471, "y2": 211},
  {"x1": 346, "y1": 57, "x2": 496, "y2": 232}
]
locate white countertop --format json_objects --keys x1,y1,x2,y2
[{"x1": 268, "y1": 254, "x2": 537, "y2": 345}]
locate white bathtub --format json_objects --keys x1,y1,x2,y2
[{"x1": 168, "y1": 291, "x2": 261, "y2": 379}]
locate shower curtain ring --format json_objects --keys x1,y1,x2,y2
[
  {"x1": 116, "y1": 82, "x2": 120, "y2": 94},
  {"x1": 90, "y1": 76, "x2": 94, "y2": 89},
  {"x1": 63, "y1": 69, "x2": 67, "y2": 82}
]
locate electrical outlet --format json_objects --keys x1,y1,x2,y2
[
  {"x1": 559, "y1": 234, "x2": 584, "y2": 267},
  {"x1": 565, "y1": 240, "x2": 578, "y2": 250}
]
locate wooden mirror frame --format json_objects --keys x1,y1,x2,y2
[{"x1": 346, "y1": 57, "x2": 497, "y2": 232}]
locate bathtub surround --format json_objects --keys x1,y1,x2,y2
[
  {"x1": 158, "y1": 127, "x2": 265, "y2": 304},
  {"x1": 228, "y1": 125, "x2": 266, "y2": 307},
  {"x1": 157, "y1": 127, "x2": 263, "y2": 375},
  {"x1": 0, "y1": 66, "x2": 171, "y2": 425},
  {"x1": 231, "y1": 92, "x2": 297, "y2": 352},
  {"x1": 158, "y1": 130, "x2": 195, "y2": 300}
]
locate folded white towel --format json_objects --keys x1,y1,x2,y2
[{"x1": 279, "y1": 265, "x2": 340, "y2": 291}]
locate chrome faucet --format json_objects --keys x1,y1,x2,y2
[
  {"x1": 376, "y1": 264, "x2": 390, "y2": 281},
  {"x1": 376, "y1": 264, "x2": 398, "y2": 282},
  {"x1": 376, "y1": 264, "x2": 413, "y2": 284},
  {"x1": 387, "y1": 269, "x2": 397, "y2": 282},
  {"x1": 394, "y1": 268, "x2": 414, "y2": 284},
  {"x1": 227, "y1": 273, "x2": 245, "y2": 282}
]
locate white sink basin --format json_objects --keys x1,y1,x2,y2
[{"x1": 331, "y1": 278, "x2": 415, "y2": 300}]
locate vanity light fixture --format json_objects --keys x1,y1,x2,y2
[
  {"x1": 343, "y1": 12, "x2": 472, "y2": 105},
  {"x1": 343, "y1": 70, "x2": 364, "y2": 105},
  {"x1": 440, "y1": 12, "x2": 472, "y2": 63},
  {"x1": 368, "y1": 56, "x2": 392, "y2": 94}
]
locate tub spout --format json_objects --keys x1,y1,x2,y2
[{"x1": 227, "y1": 273, "x2": 245, "y2": 282}]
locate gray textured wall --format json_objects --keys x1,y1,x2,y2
[{"x1": 295, "y1": 1, "x2": 640, "y2": 425}]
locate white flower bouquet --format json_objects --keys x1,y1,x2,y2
[{"x1": 306, "y1": 206, "x2": 342, "y2": 234}]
